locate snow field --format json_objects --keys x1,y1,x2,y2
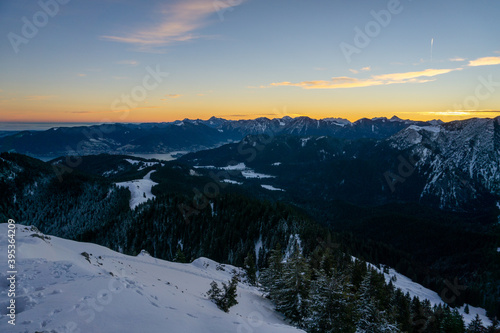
[
  {"x1": 0, "y1": 224, "x2": 305, "y2": 333},
  {"x1": 116, "y1": 170, "x2": 158, "y2": 210}
]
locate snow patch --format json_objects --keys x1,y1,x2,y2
[
  {"x1": 220, "y1": 162, "x2": 246, "y2": 170},
  {"x1": 261, "y1": 184, "x2": 285, "y2": 191},
  {"x1": 116, "y1": 171, "x2": 158, "y2": 210},
  {"x1": 300, "y1": 137, "x2": 312, "y2": 147},
  {"x1": 407, "y1": 125, "x2": 441, "y2": 133},
  {"x1": 241, "y1": 170, "x2": 275, "y2": 179},
  {"x1": 221, "y1": 179, "x2": 243, "y2": 185}
]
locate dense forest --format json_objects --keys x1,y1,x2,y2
[{"x1": 0, "y1": 152, "x2": 499, "y2": 330}]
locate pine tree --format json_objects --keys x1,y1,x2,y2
[
  {"x1": 221, "y1": 274, "x2": 239, "y2": 312},
  {"x1": 355, "y1": 270, "x2": 400, "y2": 333},
  {"x1": 173, "y1": 248, "x2": 187, "y2": 263},
  {"x1": 244, "y1": 251, "x2": 257, "y2": 285},
  {"x1": 207, "y1": 281, "x2": 222, "y2": 304},
  {"x1": 259, "y1": 243, "x2": 284, "y2": 300},
  {"x1": 274, "y1": 245, "x2": 310, "y2": 326},
  {"x1": 486, "y1": 317, "x2": 499, "y2": 333},
  {"x1": 466, "y1": 314, "x2": 484, "y2": 333},
  {"x1": 441, "y1": 308, "x2": 465, "y2": 333},
  {"x1": 305, "y1": 268, "x2": 355, "y2": 333},
  {"x1": 206, "y1": 274, "x2": 239, "y2": 313}
]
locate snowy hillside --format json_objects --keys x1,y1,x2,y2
[
  {"x1": 0, "y1": 224, "x2": 304, "y2": 333},
  {"x1": 116, "y1": 170, "x2": 158, "y2": 210},
  {"x1": 388, "y1": 117, "x2": 500, "y2": 210},
  {"x1": 374, "y1": 265, "x2": 491, "y2": 326}
]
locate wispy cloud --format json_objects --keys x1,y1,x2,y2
[
  {"x1": 414, "y1": 110, "x2": 500, "y2": 117},
  {"x1": 449, "y1": 57, "x2": 466, "y2": 62},
  {"x1": 467, "y1": 56, "x2": 500, "y2": 67},
  {"x1": 116, "y1": 60, "x2": 139, "y2": 66},
  {"x1": 77, "y1": 73, "x2": 87, "y2": 77},
  {"x1": 160, "y1": 94, "x2": 182, "y2": 100},
  {"x1": 349, "y1": 66, "x2": 371, "y2": 74},
  {"x1": 100, "y1": 0, "x2": 246, "y2": 51},
  {"x1": 270, "y1": 68, "x2": 461, "y2": 90},
  {"x1": 25, "y1": 95, "x2": 55, "y2": 101}
]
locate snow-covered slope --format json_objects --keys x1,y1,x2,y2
[
  {"x1": 387, "y1": 117, "x2": 500, "y2": 210},
  {"x1": 0, "y1": 224, "x2": 304, "y2": 333},
  {"x1": 116, "y1": 170, "x2": 158, "y2": 210},
  {"x1": 374, "y1": 265, "x2": 491, "y2": 326}
]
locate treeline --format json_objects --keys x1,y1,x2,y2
[{"x1": 258, "y1": 243, "x2": 499, "y2": 333}]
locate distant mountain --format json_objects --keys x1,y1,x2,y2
[
  {"x1": 179, "y1": 117, "x2": 500, "y2": 213},
  {"x1": 387, "y1": 117, "x2": 500, "y2": 211},
  {"x1": 0, "y1": 116, "x2": 438, "y2": 157},
  {"x1": 0, "y1": 122, "x2": 234, "y2": 157}
]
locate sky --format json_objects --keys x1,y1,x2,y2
[{"x1": 0, "y1": 0, "x2": 499, "y2": 125}]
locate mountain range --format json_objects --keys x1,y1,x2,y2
[
  {"x1": 0, "y1": 116, "x2": 442, "y2": 157},
  {"x1": 1, "y1": 115, "x2": 499, "y2": 324}
]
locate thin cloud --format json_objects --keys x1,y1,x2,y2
[
  {"x1": 449, "y1": 57, "x2": 466, "y2": 62},
  {"x1": 25, "y1": 95, "x2": 55, "y2": 101},
  {"x1": 373, "y1": 68, "x2": 460, "y2": 82},
  {"x1": 116, "y1": 60, "x2": 139, "y2": 66},
  {"x1": 100, "y1": 0, "x2": 246, "y2": 51},
  {"x1": 270, "y1": 68, "x2": 461, "y2": 90},
  {"x1": 161, "y1": 94, "x2": 182, "y2": 100},
  {"x1": 467, "y1": 56, "x2": 500, "y2": 67},
  {"x1": 419, "y1": 110, "x2": 500, "y2": 117},
  {"x1": 349, "y1": 66, "x2": 371, "y2": 74},
  {"x1": 77, "y1": 73, "x2": 87, "y2": 77}
]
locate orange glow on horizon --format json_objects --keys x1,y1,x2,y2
[{"x1": 1, "y1": 109, "x2": 499, "y2": 125}]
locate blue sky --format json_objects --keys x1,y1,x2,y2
[{"x1": 1, "y1": 0, "x2": 499, "y2": 124}]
